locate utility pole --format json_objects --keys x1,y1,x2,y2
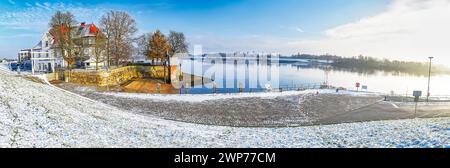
[
  {"x1": 31, "y1": 49, "x2": 34, "y2": 75},
  {"x1": 427, "y1": 57, "x2": 434, "y2": 102},
  {"x1": 324, "y1": 58, "x2": 330, "y2": 89},
  {"x1": 166, "y1": 51, "x2": 172, "y2": 84}
]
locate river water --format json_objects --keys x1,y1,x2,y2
[{"x1": 177, "y1": 57, "x2": 450, "y2": 96}]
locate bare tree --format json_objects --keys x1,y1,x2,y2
[
  {"x1": 93, "y1": 27, "x2": 107, "y2": 71},
  {"x1": 167, "y1": 31, "x2": 188, "y2": 84},
  {"x1": 49, "y1": 11, "x2": 78, "y2": 81},
  {"x1": 168, "y1": 31, "x2": 189, "y2": 55},
  {"x1": 99, "y1": 13, "x2": 112, "y2": 69},
  {"x1": 136, "y1": 33, "x2": 152, "y2": 60},
  {"x1": 100, "y1": 11, "x2": 137, "y2": 68},
  {"x1": 72, "y1": 37, "x2": 88, "y2": 65}
]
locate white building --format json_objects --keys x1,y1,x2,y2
[
  {"x1": 18, "y1": 49, "x2": 31, "y2": 63},
  {"x1": 29, "y1": 32, "x2": 64, "y2": 73},
  {"x1": 18, "y1": 22, "x2": 106, "y2": 73},
  {"x1": 77, "y1": 23, "x2": 107, "y2": 69}
]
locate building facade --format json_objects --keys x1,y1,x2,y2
[
  {"x1": 18, "y1": 49, "x2": 31, "y2": 63},
  {"x1": 76, "y1": 22, "x2": 107, "y2": 69},
  {"x1": 31, "y1": 32, "x2": 64, "y2": 73},
  {"x1": 18, "y1": 22, "x2": 106, "y2": 73}
]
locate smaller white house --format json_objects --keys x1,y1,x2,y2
[
  {"x1": 18, "y1": 49, "x2": 32, "y2": 63},
  {"x1": 28, "y1": 32, "x2": 64, "y2": 73}
]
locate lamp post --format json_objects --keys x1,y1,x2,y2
[
  {"x1": 166, "y1": 50, "x2": 172, "y2": 84},
  {"x1": 426, "y1": 57, "x2": 434, "y2": 102}
]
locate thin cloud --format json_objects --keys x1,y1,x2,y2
[
  {"x1": 295, "y1": 27, "x2": 304, "y2": 33},
  {"x1": 8, "y1": 0, "x2": 15, "y2": 5},
  {"x1": 279, "y1": 25, "x2": 305, "y2": 33},
  {"x1": 0, "y1": 33, "x2": 41, "y2": 39},
  {"x1": 35, "y1": 2, "x2": 51, "y2": 10},
  {"x1": 0, "y1": 2, "x2": 110, "y2": 32}
]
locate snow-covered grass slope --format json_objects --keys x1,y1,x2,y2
[{"x1": 0, "y1": 69, "x2": 448, "y2": 148}]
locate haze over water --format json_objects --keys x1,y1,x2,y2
[{"x1": 180, "y1": 57, "x2": 450, "y2": 96}]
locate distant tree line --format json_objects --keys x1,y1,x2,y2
[{"x1": 289, "y1": 54, "x2": 450, "y2": 76}]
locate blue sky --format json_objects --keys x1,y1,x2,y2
[{"x1": 1, "y1": 0, "x2": 449, "y2": 64}]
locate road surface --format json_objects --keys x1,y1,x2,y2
[{"x1": 319, "y1": 101, "x2": 450, "y2": 125}]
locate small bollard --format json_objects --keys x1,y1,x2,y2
[
  {"x1": 212, "y1": 80, "x2": 216, "y2": 94},
  {"x1": 185, "y1": 83, "x2": 190, "y2": 94},
  {"x1": 180, "y1": 83, "x2": 185, "y2": 95},
  {"x1": 239, "y1": 82, "x2": 244, "y2": 93},
  {"x1": 156, "y1": 83, "x2": 161, "y2": 93}
]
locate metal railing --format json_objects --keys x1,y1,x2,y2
[
  {"x1": 383, "y1": 93, "x2": 450, "y2": 102},
  {"x1": 278, "y1": 83, "x2": 324, "y2": 92},
  {"x1": 119, "y1": 82, "x2": 326, "y2": 95}
]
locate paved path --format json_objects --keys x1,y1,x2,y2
[
  {"x1": 56, "y1": 82, "x2": 383, "y2": 127},
  {"x1": 320, "y1": 101, "x2": 450, "y2": 125},
  {"x1": 56, "y1": 82, "x2": 450, "y2": 127}
]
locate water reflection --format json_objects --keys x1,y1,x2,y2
[{"x1": 177, "y1": 57, "x2": 450, "y2": 95}]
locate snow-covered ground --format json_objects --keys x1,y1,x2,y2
[
  {"x1": 0, "y1": 68, "x2": 448, "y2": 148},
  {"x1": 0, "y1": 63, "x2": 32, "y2": 75},
  {"x1": 101, "y1": 89, "x2": 380, "y2": 103},
  {"x1": 0, "y1": 63, "x2": 12, "y2": 73}
]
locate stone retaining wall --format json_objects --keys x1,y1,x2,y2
[
  {"x1": 65, "y1": 66, "x2": 178, "y2": 86},
  {"x1": 45, "y1": 72, "x2": 61, "y2": 82}
]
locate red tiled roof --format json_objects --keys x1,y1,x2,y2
[{"x1": 89, "y1": 24, "x2": 98, "y2": 34}]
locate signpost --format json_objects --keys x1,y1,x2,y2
[
  {"x1": 413, "y1": 90, "x2": 422, "y2": 118},
  {"x1": 356, "y1": 82, "x2": 360, "y2": 92},
  {"x1": 427, "y1": 57, "x2": 434, "y2": 102}
]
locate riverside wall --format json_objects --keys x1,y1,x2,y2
[{"x1": 63, "y1": 65, "x2": 178, "y2": 86}]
